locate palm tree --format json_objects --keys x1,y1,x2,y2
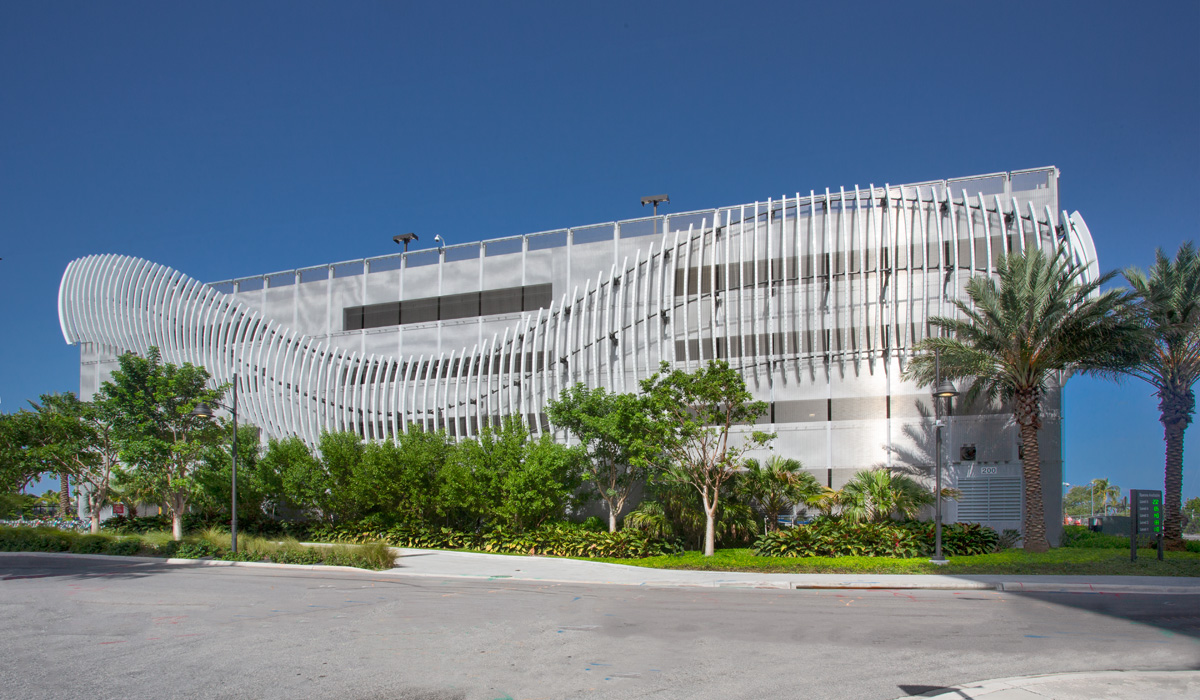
[
  {"x1": 740, "y1": 456, "x2": 824, "y2": 530},
  {"x1": 905, "y1": 247, "x2": 1140, "y2": 552},
  {"x1": 837, "y1": 469, "x2": 935, "y2": 523},
  {"x1": 1123, "y1": 243, "x2": 1200, "y2": 549},
  {"x1": 1087, "y1": 478, "x2": 1123, "y2": 516}
]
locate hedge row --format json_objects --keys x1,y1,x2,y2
[
  {"x1": 1061, "y1": 525, "x2": 1200, "y2": 553},
  {"x1": 0, "y1": 527, "x2": 142, "y2": 556},
  {"x1": 311, "y1": 522, "x2": 683, "y2": 558},
  {"x1": 102, "y1": 514, "x2": 312, "y2": 539},
  {"x1": 0, "y1": 526, "x2": 395, "y2": 570},
  {"x1": 752, "y1": 519, "x2": 1000, "y2": 558}
]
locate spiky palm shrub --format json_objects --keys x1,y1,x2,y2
[
  {"x1": 905, "y1": 247, "x2": 1140, "y2": 552},
  {"x1": 1124, "y1": 242, "x2": 1200, "y2": 549},
  {"x1": 837, "y1": 469, "x2": 934, "y2": 523},
  {"x1": 740, "y1": 456, "x2": 824, "y2": 530}
]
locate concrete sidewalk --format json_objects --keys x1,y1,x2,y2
[
  {"x1": 386, "y1": 546, "x2": 1200, "y2": 594},
  {"x1": 890, "y1": 670, "x2": 1199, "y2": 699}
]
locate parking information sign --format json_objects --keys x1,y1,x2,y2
[{"x1": 1130, "y1": 489, "x2": 1164, "y2": 562}]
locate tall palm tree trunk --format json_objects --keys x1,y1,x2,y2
[
  {"x1": 1015, "y1": 391, "x2": 1049, "y2": 552},
  {"x1": 1160, "y1": 386, "x2": 1193, "y2": 550},
  {"x1": 58, "y1": 472, "x2": 71, "y2": 519}
]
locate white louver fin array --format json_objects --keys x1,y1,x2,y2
[{"x1": 60, "y1": 174, "x2": 1098, "y2": 448}]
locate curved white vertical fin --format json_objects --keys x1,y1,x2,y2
[
  {"x1": 553, "y1": 295, "x2": 567, "y2": 401},
  {"x1": 603, "y1": 266, "x2": 616, "y2": 389},
  {"x1": 1028, "y1": 202, "x2": 1043, "y2": 252},
  {"x1": 947, "y1": 189, "x2": 961, "y2": 313},
  {"x1": 751, "y1": 203, "x2": 761, "y2": 375},
  {"x1": 1010, "y1": 196, "x2": 1026, "y2": 255},
  {"x1": 682, "y1": 224, "x2": 694, "y2": 372},
  {"x1": 765, "y1": 202, "x2": 775, "y2": 377},
  {"x1": 630, "y1": 251, "x2": 641, "y2": 385}
]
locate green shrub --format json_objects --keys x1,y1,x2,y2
[
  {"x1": 996, "y1": 529, "x2": 1022, "y2": 551},
  {"x1": 173, "y1": 540, "x2": 221, "y2": 559},
  {"x1": 1059, "y1": 525, "x2": 1173, "y2": 550},
  {"x1": 104, "y1": 539, "x2": 142, "y2": 556},
  {"x1": 899, "y1": 521, "x2": 1000, "y2": 556},
  {"x1": 0, "y1": 526, "x2": 72, "y2": 552},
  {"x1": 579, "y1": 516, "x2": 607, "y2": 532},
  {"x1": 310, "y1": 521, "x2": 680, "y2": 558},
  {"x1": 753, "y1": 519, "x2": 925, "y2": 558},
  {"x1": 69, "y1": 534, "x2": 112, "y2": 554},
  {"x1": 102, "y1": 515, "x2": 170, "y2": 534},
  {"x1": 751, "y1": 518, "x2": 1001, "y2": 558}
]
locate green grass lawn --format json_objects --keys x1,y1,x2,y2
[{"x1": 585, "y1": 547, "x2": 1200, "y2": 577}]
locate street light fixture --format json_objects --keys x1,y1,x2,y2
[
  {"x1": 190, "y1": 373, "x2": 240, "y2": 553},
  {"x1": 931, "y1": 351, "x2": 959, "y2": 565},
  {"x1": 641, "y1": 194, "x2": 669, "y2": 236},
  {"x1": 393, "y1": 232, "x2": 419, "y2": 253}
]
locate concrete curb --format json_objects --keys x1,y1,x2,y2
[
  {"x1": 890, "y1": 669, "x2": 1200, "y2": 699},
  {"x1": 994, "y1": 580, "x2": 1200, "y2": 595}
]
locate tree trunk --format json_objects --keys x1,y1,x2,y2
[
  {"x1": 1159, "y1": 386, "x2": 1193, "y2": 550},
  {"x1": 1015, "y1": 391, "x2": 1049, "y2": 552},
  {"x1": 703, "y1": 509, "x2": 716, "y2": 556},
  {"x1": 172, "y1": 513, "x2": 184, "y2": 541},
  {"x1": 608, "y1": 506, "x2": 618, "y2": 533},
  {"x1": 91, "y1": 511, "x2": 101, "y2": 535},
  {"x1": 58, "y1": 473, "x2": 71, "y2": 519}
]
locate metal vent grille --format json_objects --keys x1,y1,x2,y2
[{"x1": 958, "y1": 477, "x2": 1022, "y2": 522}]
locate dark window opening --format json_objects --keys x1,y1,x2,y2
[{"x1": 344, "y1": 283, "x2": 552, "y2": 331}]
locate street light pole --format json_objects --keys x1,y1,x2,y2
[
  {"x1": 229, "y1": 374, "x2": 238, "y2": 554},
  {"x1": 931, "y1": 349, "x2": 959, "y2": 564}
]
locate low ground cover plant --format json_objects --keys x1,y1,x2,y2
[{"x1": 589, "y1": 546, "x2": 1200, "y2": 576}]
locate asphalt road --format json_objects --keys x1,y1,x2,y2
[{"x1": 1, "y1": 556, "x2": 1197, "y2": 700}]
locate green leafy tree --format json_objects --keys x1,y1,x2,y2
[
  {"x1": 740, "y1": 456, "x2": 823, "y2": 530},
  {"x1": 1089, "y1": 478, "x2": 1123, "y2": 515},
  {"x1": 546, "y1": 384, "x2": 663, "y2": 532},
  {"x1": 837, "y1": 469, "x2": 934, "y2": 523},
  {"x1": 641, "y1": 360, "x2": 773, "y2": 556},
  {"x1": 97, "y1": 347, "x2": 223, "y2": 540},
  {"x1": 0, "y1": 411, "x2": 48, "y2": 496},
  {"x1": 272, "y1": 431, "x2": 382, "y2": 525},
  {"x1": 261, "y1": 435, "x2": 320, "y2": 515},
  {"x1": 1123, "y1": 242, "x2": 1200, "y2": 549},
  {"x1": 1183, "y1": 497, "x2": 1200, "y2": 534},
  {"x1": 905, "y1": 248, "x2": 1140, "y2": 551},
  {"x1": 195, "y1": 423, "x2": 272, "y2": 526},
  {"x1": 3, "y1": 405, "x2": 77, "y2": 517},
  {"x1": 439, "y1": 420, "x2": 581, "y2": 532},
  {"x1": 357, "y1": 430, "x2": 453, "y2": 527},
  {"x1": 1063, "y1": 484, "x2": 1097, "y2": 517},
  {"x1": 492, "y1": 435, "x2": 582, "y2": 532},
  {"x1": 25, "y1": 393, "x2": 123, "y2": 533}
]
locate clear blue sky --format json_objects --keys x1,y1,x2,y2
[{"x1": 1, "y1": 2, "x2": 1197, "y2": 500}]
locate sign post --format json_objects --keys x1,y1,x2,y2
[{"x1": 1129, "y1": 489, "x2": 1164, "y2": 562}]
